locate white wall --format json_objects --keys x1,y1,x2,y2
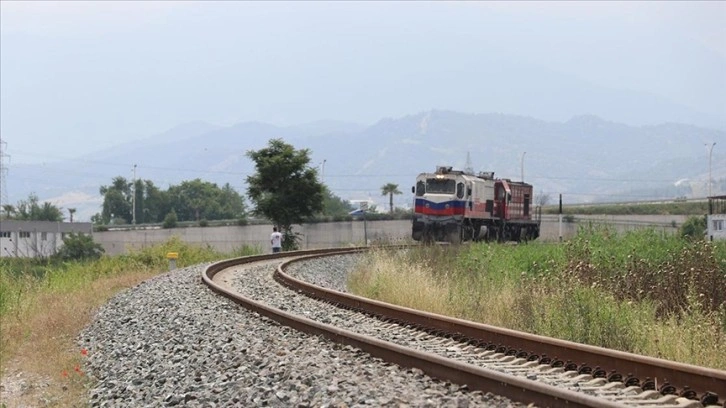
[
  {"x1": 707, "y1": 214, "x2": 726, "y2": 241},
  {"x1": 94, "y1": 215, "x2": 689, "y2": 256}
]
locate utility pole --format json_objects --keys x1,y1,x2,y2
[
  {"x1": 706, "y1": 143, "x2": 716, "y2": 197},
  {"x1": 0, "y1": 138, "x2": 8, "y2": 211},
  {"x1": 132, "y1": 164, "x2": 137, "y2": 226},
  {"x1": 464, "y1": 151, "x2": 473, "y2": 174}
]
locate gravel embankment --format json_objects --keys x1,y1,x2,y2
[{"x1": 79, "y1": 256, "x2": 522, "y2": 407}]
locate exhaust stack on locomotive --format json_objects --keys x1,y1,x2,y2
[{"x1": 411, "y1": 166, "x2": 540, "y2": 243}]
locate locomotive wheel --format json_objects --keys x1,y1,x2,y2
[
  {"x1": 422, "y1": 231, "x2": 434, "y2": 245},
  {"x1": 447, "y1": 226, "x2": 462, "y2": 244}
]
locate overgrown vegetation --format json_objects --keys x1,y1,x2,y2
[
  {"x1": 1, "y1": 193, "x2": 65, "y2": 221},
  {"x1": 53, "y1": 232, "x2": 105, "y2": 262},
  {"x1": 679, "y1": 215, "x2": 707, "y2": 238},
  {"x1": 0, "y1": 237, "x2": 258, "y2": 407},
  {"x1": 349, "y1": 227, "x2": 726, "y2": 369},
  {"x1": 94, "y1": 177, "x2": 248, "y2": 226},
  {"x1": 543, "y1": 200, "x2": 710, "y2": 216}
]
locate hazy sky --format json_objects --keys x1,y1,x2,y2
[{"x1": 2, "y1": 1, "x2": 725, "y2": 164}]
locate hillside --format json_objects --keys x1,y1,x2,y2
[{"x1": 4, "y1": 111, "x2": 725, "y2": 221}]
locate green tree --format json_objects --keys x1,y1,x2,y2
[
  {"x1": 246, "y1": 139, "x2": 324, "y2": 250},
  {"x1": 15, "y1": 193, "x2": 64, "y2": 221},
  {"x1": 321, "y1": 186, "x2": 355, "y2": 217},
  {"x1": 140, "y1": 180, "x2": 168, "y2": 223},
  {"x1": 163, "y1": 209, "x2": 178, "y2": 229},
  {"x1": 99, "y1": 176, "x2": 132, "y2": 224},
  {"x1": 218, "y1": 183, "x2": 248, "y2": 222},
  {"x1": 167, "y1": 179, "x2": 246, "y2": 222},
  {"x1": 381, "y1": 183, "x2": 402, "y2": 214},
  {"x1": 54, "y1": 233, "x2": 104, "y2": 261},
  {"x1": 1, "y1": 204, "x2": 16, "y2": 219},
  {"x1": 679, "y1": 215, "x2": 706, "y2": 239}
]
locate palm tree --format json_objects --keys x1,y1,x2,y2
[
  {"x1": 1, "y1": 204, "x2": 15, "y2": 219},
  {"x1": 68, "y1": 208, "x2": 77, "y2": 223},
  {"x1": 380, "y1": 183, "x2": 402, "y2": 214}
]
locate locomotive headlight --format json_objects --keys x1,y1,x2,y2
[
  {"x1": 445, "y1": 204, "x2": 450, "y2": 209},
  {"x1": 425, "y1": 203, "x2": 430, "y2": 208}
]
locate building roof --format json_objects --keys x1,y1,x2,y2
[{"x1": 0, "y1": 220, "x2": 93, "y2": 233}]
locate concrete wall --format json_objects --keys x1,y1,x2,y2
[{"x1": 94, "y1": 215, "x2": 690, "y2": 256}]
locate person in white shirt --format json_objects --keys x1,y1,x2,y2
[{"x1": 270, "y1": 227, "x2": 283, "y2": 253}]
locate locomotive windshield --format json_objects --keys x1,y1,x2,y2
[
  {"x1": 416, "y1": 181, "x2": 425, "y2": 196},
  {"x1": 425, "y1": 178, "x2": 456, "y2": 194}
]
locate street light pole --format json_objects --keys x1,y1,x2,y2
[
  {"x1": 707, "y1": 143, "x2": 716, "y2": 197},
  {"x1": 132, "y1": 164, "x2": 137, "y2": 226},
  {"x1": 521, "y1": 152, "x2": 526, "y2": 182}
]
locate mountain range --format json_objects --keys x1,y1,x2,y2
[{"x1": 3, "y1": 110, "x2": 725, "y2": 222}]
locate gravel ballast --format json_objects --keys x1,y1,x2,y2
[{"x1": 79, "y1": 257, "x2": 523, "y2": 407}]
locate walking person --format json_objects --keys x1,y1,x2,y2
[{"x1": 270, "y1": 227, "x2": 282, "y2": 253}]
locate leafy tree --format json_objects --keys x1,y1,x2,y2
[
  {"x1": 381, "y1": 183, "x2": 402, "y2": 214},
  {"x1": 246, "y1": 139, "x2": 324, "y2": 250},
  {"x1": 679, "y1": 215, "x2": 706, "y2": 239},
  {"x1": 98, "y1": 176, "x2": 245, "y2": 225},
  {"x1": 167, "y1": 179, "x2": 246, "y2": 222},
  {"x1": 100, "y1": 176, "x2": 132, "y2": 224},
  {"x1": 139, "y1": 180, "x2": 168, "y2": 223},
  {"x1": 218, "y1": 183, "x2": 248, "y2": 222},
  {"x1": 54, "y1": 233, "x2": 104, "y2": 261},
  {"x1": 321, "y1": 186, "x2": 355, "y2": 217},
  {"x1": 15, "y1": 193, "x2": 64, "y2": 221},
  {"x1": 2, "y1": 204, "x2": 16, "y2": 219},
  {"x1": 163, "y1": 210, "x2": 178, "y2": 229}
]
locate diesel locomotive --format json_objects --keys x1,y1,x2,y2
[{"x1": 411, "y1": 166, "x2": 540, "y2": 243}]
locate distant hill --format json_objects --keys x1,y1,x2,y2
[{"x1": 4, "y1": 111, "x2": 725, "y2": 222}]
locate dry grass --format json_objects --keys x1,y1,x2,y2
[
  {"x1": 1, "y1": 237, "x2": 256, "y2": 407},
  {"x1": 1, "y1": 270, "x2": 158, "y2": 408},
  {"x1": 348, "y1": 248, "x2": 523, "y2": 328},
  {"x1": 348, "y1": 238, "x2": 726, "y2": 371}
]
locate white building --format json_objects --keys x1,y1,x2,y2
[
  {"x1": 0, "y1": 220, "x2": 93, "y2": 258},
  {"x1": 707, "y1": 195, "x2": 726, "y2": 241}
]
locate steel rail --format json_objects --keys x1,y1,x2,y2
[
  {"x1": 274, "y1": 250, "x2": 726, "y2": 406},
  {"x1": 202, "y1": 247, "x2": 626, "y2": 408}
]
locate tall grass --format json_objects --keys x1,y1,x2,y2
[
  {"x1": 348, "y1": 228, "x2": 726, "y2": 370},
  {"x1": 0, "y1": 237, "x2": 258, "y2": 407}
]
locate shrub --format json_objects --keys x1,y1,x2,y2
[
  {"x1": 282, "y1": 229, "x2": 301, "y2": 251},
  {"x1": 679, "y1": 215, "x2": 706, "y2": 239},
  {"x1": 163, "y1": 210, "x2": 178, "y2": 229},
  {"x1": 53, "y1": 233, "x2": 104, "y2": 261}
]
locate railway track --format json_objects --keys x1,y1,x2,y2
[{"x1": 202, "y1": 247, "x2": 726, "y2": 408}]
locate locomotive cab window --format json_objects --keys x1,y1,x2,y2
[
  {"x1": 416, "y1": 181, "x2": 425, "y2": 196},
  {"x1": 456, "y1": 183, "x2": 465, "y2": 199},
  {"x1": 426, "y1": 178, "x2": 456, "y2": 194}
]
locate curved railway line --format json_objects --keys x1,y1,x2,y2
[{"x1": 202, "y1": 246, "x2": 726, "y2": 408}]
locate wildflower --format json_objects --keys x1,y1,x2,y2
[
  {"x1": 61, "y1": 370, "x2": 68, "y2": 378},
  {"x1": 81, "y1": 348, "x2": 88, "y2": 356}
]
